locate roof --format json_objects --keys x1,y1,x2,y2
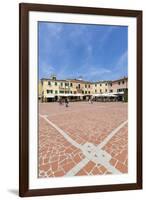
[
  {"x1": 112, "y1": 77, "x2": 128, "y2": 83},
  {"x1": 41, "y1": 78, "x2": 92, "y2": 84},
  {"x1": 40, "y1": 76, "x2": 128, "y2": 84},
  {"x1": 67, "y1": 79, "x2": 92, "y2": 84},
  {"x1": 41, "y1": 78, "x2": 68, "y2": 82}
]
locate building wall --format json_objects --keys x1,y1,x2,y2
[
  {"x1": 39, "y1": 77, "x2": 128, "y2": 100},
  {"x1": 92, "y1": 82, "x2": 109, "y2": 94},
  {"x1": 42, "y1": 80, "x2": 61, "y2": 97},
  {"x1": 109, "y1": 78, "x2": 128, "y2": 93},
  {"x1": 38, "y1": 80, "x2": 43, "y2": 97}
]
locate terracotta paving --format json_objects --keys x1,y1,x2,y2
[
  {"x1": 103, "y1": 124, "x2": 128, "y2": 173},
  {"x1": 39, "y1": 102, "x2": 128, "y2": 178},
  {"x1": 39, "y1": 118, "x2": 85, "y2": 178}
]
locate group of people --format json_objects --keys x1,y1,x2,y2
[
  {"x1": 59, "y1": 98, "x2": 69, "y2": 107},
  {"x1": 58, "y1": 97, "x2": 94, "y2": 107}
]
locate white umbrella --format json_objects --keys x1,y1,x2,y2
[
  {"x1": 92, "y1": 93, "x2": 102, "y2": 97},
  {"x1": 108, "y1": 94, "x2": 117, "y2": 97},
  {"x1": 112, "y1": 92, "x2": 124, "y2": 95}
]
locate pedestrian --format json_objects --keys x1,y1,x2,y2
[
  {"x1": 65, "y1": 98, "x2": 69, "y2": 107},
  {"x1": 91, "y1": 96, "x2": 94, "y2": 104},
  {"x1": 59, "y1": 98, "x2": 63, "y2": 105},
  {"x1": 91, "y1": 98, "x2": 93, "y2": 104}
]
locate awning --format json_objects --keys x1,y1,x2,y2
[
  {"x1": 92, "y1": 94, "x2": 102, "y2": 97},
  {"x1": 45, "y1": 94, "x2": 55, "y2": 98},
  {"x1": 92, "y1": 93, "x2": 117, "y2": 97},
  {"x1": 57, "y1": 93, "x2": 83, "y2": 97},
  {"x1": 74, "y1": 94, "x2": 84, "y2": 97},
  {"x1": 107, "y1": 94, "x2": 117, "y2": 97},
  {"x1": 57, "y1": 94, "x2": 73, "y2": 97},
  {"x1": 117, "y1": 91, "x2": 124, "y2": 95}
]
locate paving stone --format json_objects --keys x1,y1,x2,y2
[
  {"x1": 115, "y1": 161, "x2": 128, "y2": 173},
  {"x1": 39, "y1": 102, "x2": 128, "y2": 177}
]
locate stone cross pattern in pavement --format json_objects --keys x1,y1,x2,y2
[{"x1": 40, "y1": 114, "x2": 128, "y2": 177}]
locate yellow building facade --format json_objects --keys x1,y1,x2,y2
[{"x1": 39, "y1": 75, "x2": 128, "y2": 102}]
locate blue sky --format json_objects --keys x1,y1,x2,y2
[{"x1": 38, "y1": 22, "x2": 128, "y2": 81}]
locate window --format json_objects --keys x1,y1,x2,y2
[
  {"x1": 78, "y1": 84, "x2": 80, "y2": 89},
  {"x1": 95, "y1": 84, "x2": 97, "y2": 87},
  {"x1": 47, "y1": 90, "x2": 53, "y2": 94},
  {"x1": 105, "y1": 89, "x2": 107, "y2": 92},
  {"x1": 74, "y1": 91, "x2": 76, "y2": 94},
  {"x1": 48, "y1": 81, "x2": 51, "y2": 85},
  {"x1": 110, "y1": 83, "x2": 112, "y2": 86},
  {"x1": 65, "y1": 82, "x2": 69, "y2": 86},
  {"x1": 55, "y1": 82, "x2": 57, "y2": 86},
  {"x1": 82, "y1": 91, "x2": 84, "y2": 94},
  {"x1": 70, "y1": 82, "x2": 73, "y2": 87},
  {"x1": 70, "y1": 91, "x2": 72, "y2": 94},
  {"x1": 100, "y1": 83, "x2": 102, "y2": 86},
  {"x1": 95, "y1": 89, "x2": 97, "y2": 93},
  {"x1": 100, "y1": 89, "x2": 102, "y2": 93},
  {"x1": 85, "y1": 84, "x2": 87, "y2": 88},
  {"x1": 60, "y1": 82, "x2": 63, "y2": 86},
  {"x1": 122, "y1": 80, "x2": 125, "y2": 84},
  {"x1": 55, "y1": 90, "x2": 58, "y2": 94},
  {"x1": 110, "y1": 89, "x2": 113, "y2": 93},
  {"x1": 117, "y1": 88, "x2": 124, "y2": 92},
  {"x1": 118, "y1": 81, "x2": 121, "y2": 85},
  {"x1": 88, "y1": 85, "x2": 90, "y2": 88},
  {"x1": 59, "y1": 91, "x2": 64, "y2": 94},
  {"x1": 105, "y1": 83, "x2": 107, "y2": 86},
  {"x1": 88, "y1": 91, "x2": 90, "y2": 94},
  {"x1": 85, "y1": 91, "x2": 87, "y2": 94}
]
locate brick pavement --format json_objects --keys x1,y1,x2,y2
[
  {"x1": 39, "y1": 117, "x2": 85, "y2": 177},
  {"x1": 103, "y1": 124, "x2": 128, "y2": 173},
  {"x1": 39, "y1": 102, "x2": 128, "y2": 178}
]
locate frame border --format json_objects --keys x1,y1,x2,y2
[{"x1": 19, "y1": 3, "x2": 142, "y2": 197}]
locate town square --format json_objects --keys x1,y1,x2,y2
[
  {"x1": 38, "y1": 21, "x2": 128, "y2": 178},
  {"x1": 39, "y1": 100, "x2": 128, "y2": 177}
]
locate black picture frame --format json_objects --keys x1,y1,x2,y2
[{"x1": 19, "y1": 3, "x2": 142, "y2": 197}]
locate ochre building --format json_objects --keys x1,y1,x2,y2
[{"x1": 39, "y1": 75, "x2": 128, "y2": 102}]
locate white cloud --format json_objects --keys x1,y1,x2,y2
[
  {"x1": 80, "y1": 65, "x2": 111, "y2": 81},
  {"x1": 116, "y1": 50, "x2": 128, "y2": 68},
  {"x1": 101, "y1": 27, "x2": 114, "y2": 41},
  {"x1": 39, "y1": 61, "x2": 55, "y2": 78},
  {"x1": 109, "y1": 50, "x2": 128, "y2": 80},
  {"x1": 69, "y1": 26, "x2": 86, "y2": 38},
  {"x1": 89, "y1": 67, "x2": 111, "y2": 76},
  {"x1": 45, "y1": 23, "x2": 63, "y2": 39}
]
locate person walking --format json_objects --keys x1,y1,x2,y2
[
  {"x1": 59, "y1": 97, "x2": 63, "y2": 105},
  {"x1": 91, "y1": 96, "x2": 94, "y2": 104},
  {"x1": 65, "y1": 98, "x2": 69, "y2": 107}
]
